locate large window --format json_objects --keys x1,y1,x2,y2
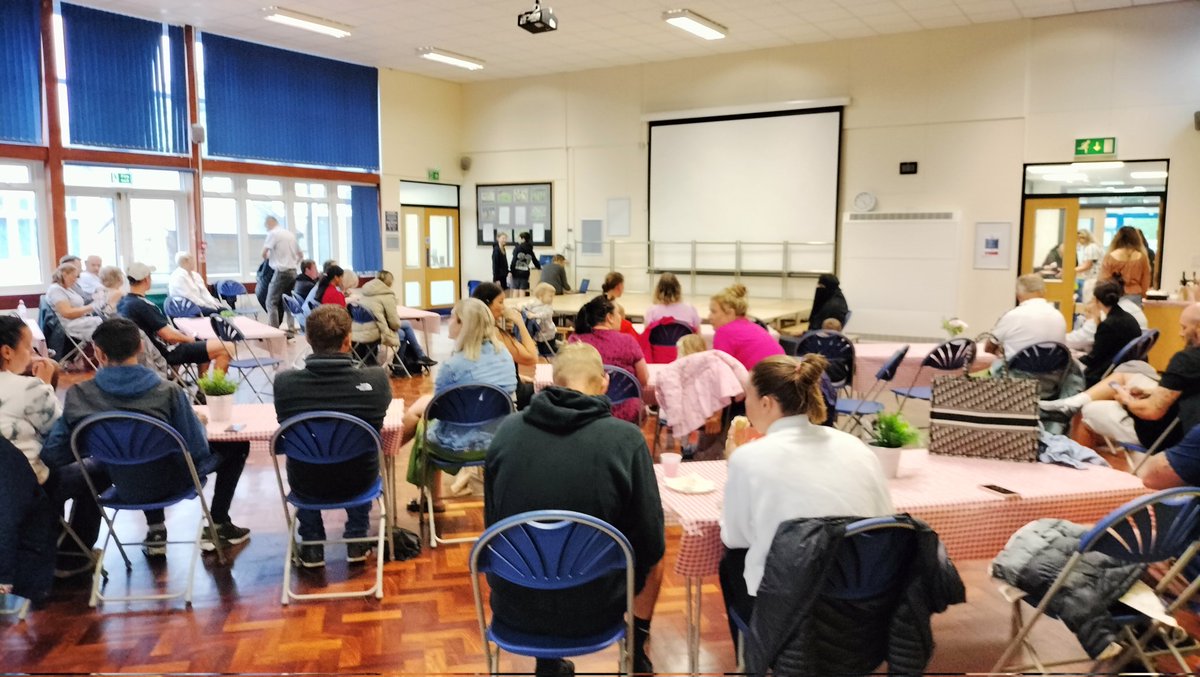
[
  {"x1": 201, "y1": 175, "x2": 357, "y2": 280},
  {"x1": 0, "y1": 161, "x2": 45, "y2": 288}
]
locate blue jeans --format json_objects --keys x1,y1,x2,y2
[
  {"x1": 297, "y1": 504, "x2": 372, "y2": 542},
  {"x1": 398, "y1": 321, "x2": 427, "y2": 359}
]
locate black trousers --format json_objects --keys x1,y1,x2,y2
[
  {"x1": 719, "y1": 547, "x2": 756, "y2": 651},
  {"x1": 143, "y1": 441, "x2": 250, "y2": 526}
]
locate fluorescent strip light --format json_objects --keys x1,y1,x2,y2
[
  {"x1": 1099, "y1": 181, "x2": 1125, "y2": 185},
  {"x1": 1130, "y1": 170, "x2": 1168, "y2": 179},
  {"x1": 1043, "y1": 172, "x2": 1088, "y2": 182},
  {"x1": 1026, "y1": 165, "x2": 1063, "y2": 174},
  {"x1": 663, "y1": 9, "x2": 727, "y2": 40},
  {"x1": 1070, "y1": 161, "x2": 1124, "y2": 170},
  {"x1": 417, "y1": 47, "x2": 485, "y2": 71},
  {"x1": 262, "y1": 6, "x2": 352, "y2": 38}
]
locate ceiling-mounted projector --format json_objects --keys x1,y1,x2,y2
[{"x1": 518, "y1": 0, "x2": 557, "y2": 33}]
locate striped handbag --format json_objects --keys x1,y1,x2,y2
[{"x1": 928, "y1": 375, "x2": 1040, "y2": 462}]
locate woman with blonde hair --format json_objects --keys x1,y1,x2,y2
[
  {"x1": 709, "y1": 284, "x2": 784, "y2": 370},
  {"x1": 1099, "y1": 226, "x2": 1152, "y2": 300},
  {"x1": 524, "y1": 282, "x2": 558, "y2": 343},
  {"x1": 645, "y1": 272, "x2": 700, "y2": 330},
  {"x1": 96, "y1": 265, "x2": 126, "y2": 315},
  {"x1": 719, "y1": 354, "x2": 893, "y2": 644},
  {"x1": 46, "y1": 262, "x2": 102, "y2": 339}
]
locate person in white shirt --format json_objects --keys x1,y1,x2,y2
[
  {"x1": 986, "y1": 274, "x2": 1067, "y2": 362},
  {"x1": 261, "y1": 216, "x2": 303, "y2": 331},
  {"x1": 77, "y1": 255, "x2": 103, "y2": 298},
  {"x1": 168, "y1": 251, "x2": 222, "y2": 314},
  {"x1": 719, "y1": 353, "x2": 894, "y2": 645}
]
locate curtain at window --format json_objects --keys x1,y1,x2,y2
[
  {"x1": 201, "y1": 35, "x2": 379, "y2": 171},
  {"x1": 350, "y1": 186, "x2": 383, "y2": 272},
  {"x1": 60, "y1": 4, "x2": 189, "y2": 154},
  {"x1": 0, "y1": 0, "x2": 42, "y2": 144}
]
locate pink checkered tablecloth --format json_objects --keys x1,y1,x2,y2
[
  {"x1": 656, "y1": 455, "x2": 1148, "y2": 578},
  {"x1": 196, "y1": 400, "x2": 408, "y2": 456},
  {"x1": 852, "y1": 341, "x2": 996, "y2": 393}
]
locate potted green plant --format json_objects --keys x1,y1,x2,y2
[
  {"x1": 197, "y1": 369, "x2": 238, "y2": 422},
  {"x1": 869, "y1": 412, "x2": 923, "y2": 479}
]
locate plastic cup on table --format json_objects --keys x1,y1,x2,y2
[{"x1": 661, "y1": 452, "x2": 682, "y2": 478}]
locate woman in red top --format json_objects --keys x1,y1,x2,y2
[
  {"x1": 315, "y1": 265, "x2": 347, "y2": 306},
  {"x1": 568, "y1": 294, "x2": 649, "y2": 423},
  {"x1": 602, "y1": 271, "x2": 641, "y2": 340}
]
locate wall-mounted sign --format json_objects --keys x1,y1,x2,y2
[{"x1": 1074, "y1": 137, "x2": 1116, "y2": 158}]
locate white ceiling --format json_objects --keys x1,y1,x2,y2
[{"x1": 74, "y1": 0, "x2": 1177, "y2": 82}]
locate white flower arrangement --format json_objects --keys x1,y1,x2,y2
[{"x1": 942, "y1": 317, "x2": 968, "y2": 338}]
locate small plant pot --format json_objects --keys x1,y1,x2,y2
[
  {"x1": 869, "y1": 445, "x2": 903, "y2": 479},
  {"x1": 207, "y1": 394, "x2": 234, "y2": 422}
]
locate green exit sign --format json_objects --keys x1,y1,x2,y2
[
  {"x1": 111, "y1": 172, "x2": 132, "y2": 184},
  {"x1": 1074, "y1": 137, "x2": 1116, "y2": 158},
  {"x1": 427, "y1": 168, "x2": 440, "y2": 181}
]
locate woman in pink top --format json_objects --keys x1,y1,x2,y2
[
  {"x1": 568, "y1": 294, "x2": 649, "y2": 423},
  {"x1": 709, "y1": 284, "x2": 784, "y2": 370},
  {"x1": 643, "y1": 272, "x2": 701, "y2": 330}
]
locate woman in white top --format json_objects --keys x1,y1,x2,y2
[
  {"x1": 45, "y1": 262, "x2": 102, "y2": 339},
  {"x1": 0, "y1": 316, "x2": 61, "y2": 485},
  {"x1": 719, "y1": 353, "x2": 894, "y2": 645},
  {"x1": 643, "y1": 272, "x2": 701, "y2": 330},
  {"x1": 167, "y1": 252, "x2": 222, "y2": 313}
]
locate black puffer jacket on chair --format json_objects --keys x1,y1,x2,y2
[{"x1": 746, "y1": 514, "x2": 965, "y2": 676}]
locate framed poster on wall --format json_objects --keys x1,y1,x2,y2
[
  {"x1": 974, "y1": 221, "x2": 1012, "y2": 270},
  {"x1": 476, "y1": 182, "x2": 552, "y2": 246}
]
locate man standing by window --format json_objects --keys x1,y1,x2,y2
[{"x1": 262, "y1": 216, "x2": 302, "y2": 333}]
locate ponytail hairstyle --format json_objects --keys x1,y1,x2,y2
[
  {"x1": 711, "y1": 284, "x2": 750, "y2": 318},
  {"x1": 0, "y1": 315, "x2": 27, "y2": 369},
  {"x1": 574, "y1": 294, "x2": 615, "y2": 334},
  {"x1": 314, "y1": 264, "x2": 344, "y2": 303},
  {"x1": 750, "y1": 354, "x2": 829, "y2": 424},
  {"x1": 1093, "y1": 273, "x2": 1125, "y2": 308},
  {"x1": 601, "y1": 271, "x2": 624, "y2": 296}
]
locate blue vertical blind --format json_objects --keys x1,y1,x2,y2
[
  {"x1": 201, "y1": 35, "x2": 379, "y2": 171},
  {"x1": 60, "y1": 3, "x2": 189, "y2": 154},
  {"x1": 0, "y1": 0, "x2": 42, "y2": 144},
  {"x1": 350, "y1": 186, "x2": 383, "y2": 272}
]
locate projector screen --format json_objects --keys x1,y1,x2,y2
[{"x1": 648, "y1": 108, "x2": 842, "y2": 272}]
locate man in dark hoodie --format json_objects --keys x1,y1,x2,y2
[
  {"x1": 485, "y1": 343, "x2": 665, "y2": 676},
  {"x1": 41, "y1": 317, "x2": 251, "y2": 557},
  {"x1": 274, "y1": 305, "x2": 392, "y2": 568}
]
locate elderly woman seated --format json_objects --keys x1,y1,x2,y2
[
  {"x1": 167, "y1": 252, "x2": 223, "y2": 315},
  {"x1": 46, "y1": 262, "x2": 102, "y2": 339},
  {"x1": 95, "y1": 265, "x2": 126, "y2": 315}
]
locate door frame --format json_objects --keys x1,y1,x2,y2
[
  {"x1": 399, "y1": 180, "x2": 461, "y2": 310},
  {"x1": 1019, "y1": 196, "x2": 1079, "y2": 326},
  {"x1": 63, "y1": 186, "x2": 191, "y2": 278}
]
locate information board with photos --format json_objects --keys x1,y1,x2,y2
[{"x1": 476, "y1": 182, "x2": 552, "y2": 246}]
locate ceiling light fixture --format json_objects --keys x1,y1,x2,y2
[
  {"x1": 1026, "y1": 165, "x2": 1063, "y2": 174},
  {"x1": 663, "y1": 9, "x2": 727, "y2": 40},
  {"x1": 262, "y1": 6, "x2": 352, "y2": 38},
  {"x1": 1070, "y1": 161, "x2": 1124, "y2": 170},
  {"x1": 1042, "y1": 172, "x2": 1089, "y2": 183},
  {"x1": 1130, "y1": 170, "x2": 1168, "y2": 179},
  {"x1": 417, "y1": 47, "x2": 485, "y2": 71}
]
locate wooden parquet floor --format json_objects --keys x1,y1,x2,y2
[{"x1": 5, "y1": 364, "x2": 1200, "y2": 674}]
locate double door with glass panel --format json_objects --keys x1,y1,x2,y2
[{"x1": 66, "y1": 190, "x2": 188, "y2": 286}]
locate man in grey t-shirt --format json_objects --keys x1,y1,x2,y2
[
  {"x1": 540, "y1": 254, "x2": 571, "y2": 294},
  {"x1": 261, "y1": 216, "x2": 302, "y2": 331}
]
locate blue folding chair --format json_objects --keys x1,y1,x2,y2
[
  {"x1": 215, "y1": 280, "x2": 259, "y2": 318},
  {"x1": 347, "y1": 304, "x2": 392, "y2": 372},
  {"x1": 1004, "y1": 341, "x2": 1072, "y2": 399},
  {"x1": 1101, "y1": 329, "x2": 1159, "y2": 380},
  {"x1": 164, "y1": 296, "x2": 203, "y2": 320},
  {"x1": 891, "y1": 337, "x2": 976, "y2": 413},
  {"x1": 282, "y1": 293, "x2": 308, "y2": 333},
  {"x1": 522, "y1": 310, "x2": 556, "y2": 361},
  {"x1": 791, "y1": 330, "x2": 856, "y2": 391},
  {"x1": 646, "y1": 320, "x2": 694, "y2": 364},
  {"x1": 469, "y1": 510, "x2": 635, "y2": 676},
  {"x1": 836, "y1": 345, "x2": 909, "y2": 436},
  {"x1": 210, "y1": 315, "x2": 282, "y2": 402},
  {"x1": 423, "y1": 384, "x2": 516, "y2": 548},
  {"x1": 605, "y1": 366, "x2": 643, "y2": 418},
  {"x1": 993, "y1": 487, "x2": 1200, "y2": 674},
  {"x1": 70, "y1": 412, "x2": 224, "y2": 608},
  {"x1": 730, "y1": 516, "x2": 919, "y2": 671},
  {"x1": 270, "y1": 412, "x2": 387, "y2": 605}
]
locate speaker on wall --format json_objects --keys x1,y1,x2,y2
[
  {"x1": 190, "y1": 123, "x2": 206, "y2": 145},
  {"x1": 460, "y1": 156, "x2": 472, "y2": 171}
]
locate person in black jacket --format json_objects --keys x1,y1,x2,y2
[
  {"x1": 1079, "y1": 276, "x2": 1142, "y2": 388},
  {"x1": 292, "y1": 259, "x2": 319, "y2": 302},
  {"x1": 807, "y1": 273, "x2": 849, "y2": 329},
  {"x1": 510, "y1": 231, "x2": 541, "y2": 291},
  {"x1": 0, "y1": 437, "x2": 56, "y2": 606},
  {"x1": 491, "y1": 232, "x2": 509, "y2": 290},
  {"x1": 485, "y1": 343, "x2": 664, "y2": 676}
]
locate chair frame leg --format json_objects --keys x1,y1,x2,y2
[{"x1": 281, "y1": 498, "x2": 387, "y2": 604}]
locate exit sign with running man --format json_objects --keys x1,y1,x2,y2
[{"x1": 1074, "y1": 137, "x2": 1116, "y2": 158}]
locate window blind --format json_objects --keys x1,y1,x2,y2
[{"x1": 0, "y1": 0, "x2": 42, "y2": 144}]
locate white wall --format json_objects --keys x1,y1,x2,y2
[{"x1": 390, "y1": 3, "x2": 1200, "y2": 335}]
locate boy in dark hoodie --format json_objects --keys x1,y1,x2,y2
[
  {"x1": 41, "y1": 318, "x2": 251, "y2": 557},
  {"x1": 484, "y1": 343, "x2": 665, "y2": 676}
]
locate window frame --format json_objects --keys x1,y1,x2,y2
[{"x1": 0, "y1": 158, "x2": 50, "y2": 294}]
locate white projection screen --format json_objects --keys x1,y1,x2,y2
[{"x1": 648, "y1": 108, "x2": 842, "y2": 273}]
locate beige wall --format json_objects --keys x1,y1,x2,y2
[{"x1": 386, "y1": 3, "x2": 1200, "y2": 333}]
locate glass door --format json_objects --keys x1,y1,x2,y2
[
  {"x1": 65, "y1": 191, "x2": 188, "y2": 286},
  {"x1": 426, "y1": 208, "x2": 459, "y2": 308},
  {"x1": 128, "y1": 197, "x2": 185, "y2": 286},
  {"x1": 66, "y1": 194, "x2": 119, "y2": 266},
  {"x1": 1021, "y1": 197, "x2": 1079, "y2": 326}
]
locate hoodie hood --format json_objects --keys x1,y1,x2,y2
[
  {"x1": 93, "y1": 365, "x2": 163, "y2": 398},
  {"x1": 361, "y1": 279, "x2": 395, "y2": 298},
  {"x1": 523, "y1": 386, "x2": 613, "y2": 433}
]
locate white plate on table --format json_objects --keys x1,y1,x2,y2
[{"x1": 664, "y1": 474, "x2": 716, "y2": 495}]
